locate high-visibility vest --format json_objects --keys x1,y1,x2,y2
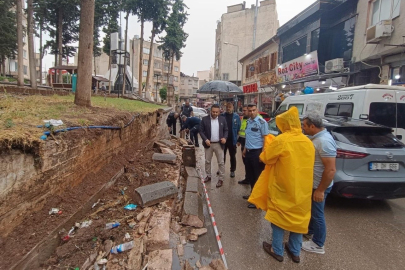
[{"x1": 239, "y1": 118, "x2": 248, "y2": 138}]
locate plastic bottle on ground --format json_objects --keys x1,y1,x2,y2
[
  {"x1": 105, "y1": 222, "x2": 120, "y2": 229},
  {"x1": 110, "y1": 241, "x2": 134, "y2": 254}
]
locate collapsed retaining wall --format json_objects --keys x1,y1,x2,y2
[{"x1": 0, "y1": 108, "x2": 171, "y2": 237}]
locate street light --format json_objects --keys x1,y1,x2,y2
[{"x1": 224, "y1": 42, "x2": 239, "y2": 86}]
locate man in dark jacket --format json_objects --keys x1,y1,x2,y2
[
  {"x1": 221, "y1": 102, "x2": 241, "y2": 178},
  {"x1": 166, "y1": 112, "x2": 179, "y2": 135},
  {"x1": 181, "y1": 100, "x2": 194, "y2": 118},
  {"x1": 199, "y1": 104, "x2": 228, "y2": 188},
  {"x1": 180, "y1": 116, "x2": 201, "y2": 147}
]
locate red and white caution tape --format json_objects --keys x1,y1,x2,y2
[{"x1": 196, "y1": 166, "x2": 228, "y2": 269}]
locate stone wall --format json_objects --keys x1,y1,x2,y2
[{"x1": 0, "y1": 108, "x2": 171, "y2": 236}]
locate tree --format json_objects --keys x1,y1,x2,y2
[
  {"x1": 0, "y1": 0, "x2": 17, "y2": 76},
  {"x1": 27, "y1": 0, "x2": 37, "y2": 88},
  {"x1": 158, "y1": 0, "x2": 188, "y2": 105},
  {"x1": 75, "y1": 0, "x2": 95, "y2": 106},
  {"x1": 145, "y1": 0, "x2": 169, "y2": 95},
  {"x1": 159, "y1": 85, "x2": 167, "y2": 101},
  {"x1": 33, "y1": 0, "x2": 48, "y2": 84},
  {"x1": 16, "y1": 0, "x2": 24, "y2": 86}
]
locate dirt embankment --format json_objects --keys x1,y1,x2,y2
[{"x1": 0, "y1": 107, "x2": 171, "y2": 269}]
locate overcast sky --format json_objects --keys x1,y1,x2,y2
[{"x1": 40, "y1": 0, "x2": 316, "y2": 75}]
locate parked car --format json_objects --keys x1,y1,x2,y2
[
  {"x1": 191, "y1": 106, "x2": 208, "y2": 119},
  {"x1": 268, "y1": 116, "x2": 405, "y2": 200}
]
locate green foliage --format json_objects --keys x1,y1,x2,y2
[
  {"x1": 4, "y1": 118, "x2": 14, "y2": 128},
  {"x1": 159, "y1": 86, "x2": 167, "y2": 101},
  {"x1": 175, "y1": 94, "x2": 179, "y2": 102},
  {"x1": 0, "y1": 1, "x2": 17, "y2": 67},
  {"x1": 102, "y1": 0, "x2": 121, "y2": 55}
]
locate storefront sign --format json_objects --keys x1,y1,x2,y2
[
  {"x1": 276, "y1": 51, "x2": 319, "y2": 83},
  {"x1": 260, "y1": 71, "x2": 277, "y2": 87},
  {"x1": 243, "y1": 83, "x2": 258, "y2": 93}
]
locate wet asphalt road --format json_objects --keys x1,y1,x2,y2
[{"x1": 194, "y1": 144, "x2": 405, "y2": 270}]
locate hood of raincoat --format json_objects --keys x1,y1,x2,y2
[{"x1": 275, "y1": 106, "x2": 301, "y2": 134}]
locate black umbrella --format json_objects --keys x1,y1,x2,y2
[{"x1": 197, "y1": 80, "x2": 243, "y2": 95}]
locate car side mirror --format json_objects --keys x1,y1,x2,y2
[{"x1": 397, "y1": 135, "x2": 403, "y2": 140}]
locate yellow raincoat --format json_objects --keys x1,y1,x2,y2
[{"x1": 248, "y1": 107, "x2": 315, "y2": 234}]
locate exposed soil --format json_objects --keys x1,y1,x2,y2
[{"x1": 0, "y1": 136, "x2": 181, "y2": 269}]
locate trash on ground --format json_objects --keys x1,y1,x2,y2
[
  {"x1": 80, "y1": 220, "x2": 92, "y2": 228},
  {"x1": 43, "y1": 119, "x2": 64, "y2": 126},
  {"x1": 110, "y1": 241, "x2": 134, "y2": 254},
  {"x1": 105, "y1": 222, "x2": 120, "y2": 230},
  {"x1": 124, "y1": 232, "x2": 131, "y2": 240},
  {"x1": 92, "y1": 199, "x2": 101, "y2": 209},
  {"x1": 97, "y1": 258, "x2": 108, "y2": 264},
  {"x1": 124, "y1": 204, "x2": 137, "y2": 210},
  {"x1": 49, "y1": 208, "x2": 62, "y2": 215}
]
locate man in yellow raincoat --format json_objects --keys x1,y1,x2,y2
[{"x1": 248, "y1": 107, "x2": 315, "y2": 263}]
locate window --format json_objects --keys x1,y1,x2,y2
[
  {"x1": 222, "y1": 73, "x2": 229, "y2": 81},
  {"x1": 174, "y1": 66, "x2": 179, "y2": 72},
  {"x1": 143, "y1": 47, "x2": 150, "y2": 54},
  {"x1": 288, "y1": 104, "x2": 305, "y2": 114},
  {"x1": 276, "y1": 104, "x2": 287, "y2": 115},
  {"x1": 174, "y1": 76, "x2": 178, "y2": 82},
  {"x1": 23, "y1": 50, "x2": 27, "y2": 59},
  {"x1": 154, "y1": 61, "x2": 161, "y2": 69},
  {"x1": 164, "y1": 64, "x2": 169, "y2": 71},
  {"x1": 188, "y1": 80, "x2": 192, "y2": 85},
  {"x1": 143, "y1": 71, "x2": 147, "y2": 77},
  {"x1": 194, "y1": 80, "x2": 198, "y2": 86},
  {"x1": 23, "y1": 65, "x2": 27, "y2": 75},
  {"x1": 282, "y1": 35, "x2": 307, "y2": 63},
  {"x1": 143, "y1": 59, "x2": 149, "y2": 65},
  {"x1": 371, "y1": 0, "x2": 400, "y2": 26},
  {"x1": 311, "y1": 29, "x2": 320, "y2": 52},
  {"x1": 270, "y1": 52, "x2": 277, "y2": 70},
  {"x1": 397, "y1": 104, "x2": 405, "y2": 129},
  {"x1": 332, "y1": 128, "x2": 403, "y2": 148},
  {"x1": 174, "y1": 86, "x2": 178, "y2": 91},
  {"x1": 369, "y1": 102, "x2": 396, "y2": 128},
  {"x1": 181, "y1": 79, "x2": 185, "y2": 85},
  {"x1": 325, "y1": 103, "x2": 353, "y2": 117}
]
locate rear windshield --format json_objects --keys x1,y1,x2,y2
[{"x1": 331, "y1": 127, "x2": 404, "y2": 148}]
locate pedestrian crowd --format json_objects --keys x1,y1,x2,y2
[{"x1": 166, "y1": 101, "x2": 337, "y2": 263}]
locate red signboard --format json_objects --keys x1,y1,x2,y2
[{"x1": 243, "y1": 83, "x2": 258, "y2": 93}]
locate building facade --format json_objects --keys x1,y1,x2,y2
[
  {"x1": 214, "y1": 0, "x2": 279, "y2": 85},
  {"x1": 179, "y1": 73, "x2": 199, "y2": 102}
]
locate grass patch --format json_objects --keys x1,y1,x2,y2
[{"x1": 0, "y1": 93, "x2": 163, "y2": 146}]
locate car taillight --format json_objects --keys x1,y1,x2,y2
[{"x1": 336, "y1": 149, "x2": 369, "y2": 159}]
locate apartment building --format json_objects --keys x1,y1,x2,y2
[
  {"x1": 179, "y1": 73, "x2": 199, "y2": 102},
  {"x1": 214, "y1": 0, "x2": 279, "y2": 85}
]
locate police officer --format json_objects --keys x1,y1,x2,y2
[
  {"x1": 243, "y1": 103, "x2": 270, "y2": 208},
  {"x1": 180, "y1": 115, "x2": 201, "y2": 147},
  {"x1": 166, "y1": 112, "x2": 179, "y2": 135}
]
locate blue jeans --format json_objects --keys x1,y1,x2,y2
[
  {"x1": 271, "y1": 223, "x2": 302, "y2": 257},
  {"x1": 308, "y1": 186, "x2": 332, "y2": 247}
]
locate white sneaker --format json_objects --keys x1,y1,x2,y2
[{"x1": 302, "y1": 240, "x2": 325, "y2": 254}]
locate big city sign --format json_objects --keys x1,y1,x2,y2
[{"x1": 276, "y1": 51, "x2": 319, "y2": 83}]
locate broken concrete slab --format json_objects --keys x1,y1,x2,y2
[
  {"x1": 127, "y1": 238, "x2": 143, "y2": 269},
  {"x1": 187, "y1": 234, "x2": 198, "y2": 241},
  {"x1": 182, "y1": 192, "x2": 204, "y2": 228},
  {"x1": 161, "y1": 147, "x2": 175, "y2": 155},
  {"x1": 146, "y1": 211, "x2": 171, "y2": 252},
  {"x1": 190, "y1": 228, "x2": 207, "y2": 236},
  {"x1": 152, "y1": 153, "x2": 177, "y2": 164},
  {"x1": 209, "y1": 259, "x2": 227, "y2": 270},
  {"x1": 134, "y1": 181, "x2": 177, "y2": 207},
  {"x1": 186, "y1": 176, "x2": 201, "y2": 194},
  {"x1": 159, "y1": 139, "x2": 176, "y2": 149},
  {"x1": 148, "y1": 249, "x2": 173, "y2": 270},
  {"x1": 185, "y1": 166, "x2": 199, "y2": 178}
]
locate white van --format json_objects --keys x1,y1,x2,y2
[{"x1": 275, "y1": 84, "x2": 405, "y2": 142}]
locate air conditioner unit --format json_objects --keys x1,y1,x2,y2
[
  {"x1": 366, "y1": 20, "x2": 392, "y2": 43},
  {"x1": 325, "y1": 58, "x2": 343, "y2": 73}
]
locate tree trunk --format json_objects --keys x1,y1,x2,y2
[
  {"x1": 57, "y1": 8, "x2": 63, "y2": 83},
  {"x1": 108, "y1": 54, "x2": 112, "y2": 93},
  {"x1": 1, "y1": 57, "x2": 5, "y2": 76},
  {"x1": 94, "y1": 55, "x2": 97, "y2": 94},
  {"x1": 138, "y1": 14, "x2": 144, "y2": 96},
  {"x1": 39, "y1": 23, "x2": 43, "y2": 85},
  {"x1": 16, "y1": 0, "x2": 24, "y2": 86},
  {"x1": 74, "y1": 0, "x2": 95, "y2": 107},
  {"x1": 122, "y1": 11, "x2": 129, "y2": 96},
  {"x1": 145, "y1": 25, "x2": 155, "y2": 99},
  {"x1": 27, "y1": 0, "x2": 37, "y2": 88}
]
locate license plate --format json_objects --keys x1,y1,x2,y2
[{"x1": 369, "y1": 162, "x2": 399, "y2": 171}]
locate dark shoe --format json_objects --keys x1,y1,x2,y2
[
  {"x1": 242, "y1": 195, "x2": 250, "y2": 200},
  {"x1": 230, "y1": 171, "x2": 235, "y2": 178},
  {"x1": 238, "y1": 179, "x2": 249, "y2": 185},
  {"x1": 263, "y1": 242, "x2": 284, "y2": 262},
  {"x1": 216, "y1": 180, "x2": 223, "y2": 188},
  {"x1": 285, "y1": 243, "x2": 300, "y2": 263},
  {"x1": 247, "y1": 203, "x2": 256, "y2": 209},
  {"x1": 203, "y1": 176, "x2": 211, "y2": 183}
]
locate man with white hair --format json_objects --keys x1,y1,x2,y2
[{"x1": 301, "y1": 112, "x2": 337, "y2": 255}]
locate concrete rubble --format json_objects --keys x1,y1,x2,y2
[
  {"x1": 134, "y1": 181, "x2": 178, "y2": 207},
  {"x1": 152, "y1": 152, "x2": 177, "y2": 164}
]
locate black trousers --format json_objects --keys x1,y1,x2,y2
[
  {"x1": 168, "y1": 121, "x2": 177, "y2": 135},
  {"x1": 189, "y1": 125, "x2": 199, "y2": 145},
  {"x1": 245, "y1": 148, "x2": 265, "y2": 189},
  {"x1": 224, "y1": 139, "x2": 237, "y2": 172},
  {"x1": 239, "y1": 137, "x2": 247, "y2": 178}
]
